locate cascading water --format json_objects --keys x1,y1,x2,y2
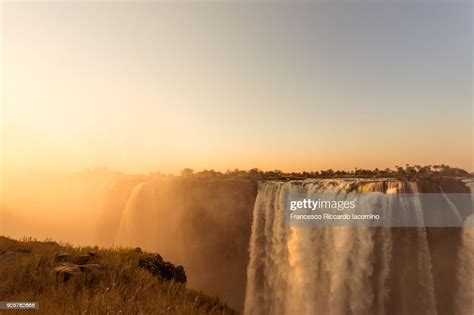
[
  {"x1": 107, "y1": 177, "x2": 472, "y2": 313},
  {"x1": 456, "y1": 180, "x2": 474, "y2": 315},
  {"x1": 116, "y1": 182, "x2": 159, "y2": 249},
  {"x1": 245, "y1": 179, "x2": 471, "y2": 315}
]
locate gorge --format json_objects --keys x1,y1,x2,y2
[{"x1": 105, "y1": 176, "x2": 473, "y2": 314}]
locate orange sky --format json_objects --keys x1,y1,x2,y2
[{"x1": 1, "y1": 2, "x2": 472, "y2": 175}]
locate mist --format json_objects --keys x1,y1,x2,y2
[
  {"x1": 0, "y1": 169, "x2": 122, "y2": 245},
  {"x1": 0, "y1": 169, "x2": 256, "y2": 310}
]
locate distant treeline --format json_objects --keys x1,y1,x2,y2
[{"x1": 177, "y1": 164, "x2": 471, "y2": 180}]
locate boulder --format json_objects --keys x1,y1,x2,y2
[
  {"x1": 54, "y1": 263, "x2": 82, "y2": 281},
  {"x1": 138, "y1": 254, "x2": 186, "y2": 283},
  {"x1": 79, "y1": 263, "x2": 104, "y2": 273},
  {"x1": 74, "y1": 253, "x2": 97, "y2": 265},
  {"x1": 54, "y1": 263, "x2": 104, "y2": 281},
  {"x1": 54, "y1": 252, "x2": 71, "y2": 263}
]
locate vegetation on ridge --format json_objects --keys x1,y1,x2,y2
[
  {"x1": 174, "y1": 164, "x2": 471, "y2": 180},
  {"x1": 0, "y1": 236, "x2": 236, "y2": 315}
]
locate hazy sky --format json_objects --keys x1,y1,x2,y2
[{"x1": 1, "y1": 1, "x2": 472, "y2": 174}]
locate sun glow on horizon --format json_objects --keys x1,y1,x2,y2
[{"x1": 1, "y1": 1, "x2": 472, "y2": 175}]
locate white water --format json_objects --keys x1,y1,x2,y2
[
  {"x1": 456, "y1": 180, "x2": 474, "y2": 315},
  {"x1": 115, "y1": 182, "x2": 159, "y2": 248},
  {"x1": 112, "y1": 178, "x2": 473, "y2": 314},
  {"x1": 244, "y1": 179, "x2": 443, "y2": 315}
]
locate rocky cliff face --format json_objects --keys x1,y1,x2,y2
[{"x1": 416, "y1": 178, "x2": 472, "y2": 315}]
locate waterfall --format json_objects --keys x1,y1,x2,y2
[
  {"x1": 456, "y1": 180, "x2": 474, "y2": 315},
  {"x1": 115, "y1": 182, "x2": 158, "y2": 248},
  {"x1": 110, "y1": 177, "x2": 472, "y2": 313},
  {"x1": 110, "y1": 178, "x2": 258, "y2": 311},
  {"x1": 116, "y1": 182, "x2": 146, "y2": 245},
  {"x1": 244, "y1": 180, "x2": 444, "y2": 315}
]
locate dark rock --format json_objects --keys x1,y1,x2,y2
[
  {"x1": 138, "y1": 254, "x2": 186, "y2": 283},
  {"x1": 174, "y1": 265, "x2": 186, "y2": 283},
  {"x1": 54, "y1": 252, "x2": 71, "y2": 263},
  {"x1": 54, "y1": 263, "x2": 82, "y2": 281},
  {"x1": 79, "y1": 263, "x2": 104, "y2": 273},
  {"x1": 74, "y1": 253, "x2": 97, "y2": 265},
  {"x1": 54, "y1": 263, "x2": 104, "y2": 281}
]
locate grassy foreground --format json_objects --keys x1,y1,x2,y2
[{"x1": 0, "y1": 236, "x2": 236, "y2": 315}]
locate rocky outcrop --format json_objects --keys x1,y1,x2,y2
[
  {"x1": 74, "y1": 252, "x2": 98, "y2": 265},
  {"x1": 138, "y1": 253, "x2": 186, "y2": 283},
  {"x1": 54, "y1": 252, "x2": 71, "y2": 263},
  {"x1": 54, "y1": 263, "x2": 105, "y2": 281},
  {"x1": 0, "y1": 236, "x2": 236, "y2": 314}
]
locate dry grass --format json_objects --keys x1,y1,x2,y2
[{"x1": 0, "y1": 236, "x2": 237, "y2": 315}]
